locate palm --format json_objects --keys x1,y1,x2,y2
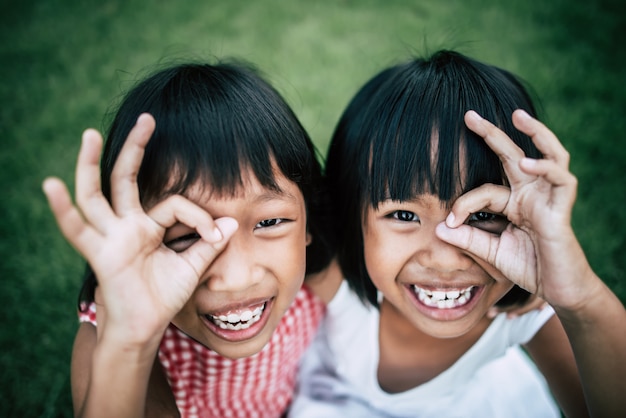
[
  {"x1": 43, "y1": 114, "x2": 234, "y2": 345},
  {"x1": 440, "y1": 110, "x2": 584, "y2": 307},
  {"x1": 88, "y1": 212, "x2": 199, "y2": 332}
]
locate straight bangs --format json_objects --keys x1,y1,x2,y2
[
  {"x1": 102, "y1": 63, "x2": 314, "y2": 206},
  {"x1": 80, "y1": 61, "x2": 329, "y2": 308},
  {"x1": 365, "y1": 51, "x2": 542, "y2": 211}
]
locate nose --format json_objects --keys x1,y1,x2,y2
[
  {"x1": 414, "y1": 226, "x2": 473, "y2": 273},
  {"x1": 203, "y1": 233, "x2": 264, "y2": 293}
]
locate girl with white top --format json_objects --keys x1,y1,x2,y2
[{"x1": 290, "y1": 50, "x2": 626, "y2": 417}]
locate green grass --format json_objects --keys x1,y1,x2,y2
[{"x1": 1, "y1": 0, "x2": 625, "y2": 415}]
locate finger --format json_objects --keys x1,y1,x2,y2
[
  {"x1": 436, "y1": 222, "x2": 509, "y2": 281},
  {"x1": 179, "y1": 217, "x2": 239, "y2": 277},
  {"x1": 464, "y1": 111, "x2": 531, "y2": 186},
  {"x1": 43, "y1": 177, "x2": 101, "y2": 257},
  {"x1": 520, "y1": 158, "x2": 577, "y2": 212},
  {"x1": 445, "y1": 184, "x2": 511, "y2": 228},
  {"x1": 147, "y1": 195, "x2": 228, "y2": 243},
  {"x1": 74, "y1": 129, "x2": 117, "y2": 231},
  {"x1": 435, "y1": 222, "x2": 501, "y2": 267},
  {"x1": 519, "y1": 158, "x2": 577, "y2": 189},
  {"x1": 110, "y1": 113, "x2": 156, "y2": 215},
  {"x1": 512, "y1": 110, "x2": 570, "y2": 168}
]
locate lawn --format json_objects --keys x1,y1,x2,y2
[{"x1": 1, "y1": 0, "x2": 624, "y2": 415}]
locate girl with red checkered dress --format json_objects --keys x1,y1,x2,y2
[{"x1": 43, "y1": 61, "x2": 337, "y2": 417}]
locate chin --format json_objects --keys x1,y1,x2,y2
[{"x1": 210, "y1": 333, "x2": 272, "y2": 359}]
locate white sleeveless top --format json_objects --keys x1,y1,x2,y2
[{"x1": 289, "y1": 281, "x2": 560, "y2": 418}]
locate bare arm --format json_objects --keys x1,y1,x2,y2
[
  {"x1": 145, "y1": 356, "x2": 180, "y2": 418},
  {"x1": 45, "y1": 114, "x2": 236, "y2": 418},
  {"x1": 71, "y1": 323, "x2": 96, "y2": 415},
  {"x1": 553, "y1": 277, "x2": 626, "y2": 418},
  {"x1": 524, "y1": 316, "x2": 588, "y2": 418},
  {"x1": 71, "y1": 322, "x2": 179, "y2": 418},
  {"x1": 438, "y1": 110, "x2": 626, "y2": 416}
]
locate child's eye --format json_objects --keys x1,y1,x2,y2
[
  {"x1": 390, "y1": 210, "x2": 419, "y2": 222},
  {"x1": 468, "y1": 211, "x2": 497, "y2": 222},
  {"x1": 165, "y1": 232, "x2": 201, "y2": 252},
  {"x1": 467, "y1": 211, "x2": 509, "y2": 234},
  {"x1": 255, "y1": 218, "x2": 285, "y2": 229}
]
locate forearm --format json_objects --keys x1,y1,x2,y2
[
  {"x1": 145, "y1": 356, "x2": 180, "y2": 417},
  {"x1": 555, "y1": 277, "x2": 626, "y2": 418},
  {"x1": 78, "y1": 337, "x2": 160, "y2": 418}
]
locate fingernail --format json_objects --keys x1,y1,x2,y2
[
  {"x1": 210, "y1": 227, "x2": 223, "y2": 242},
  {"x1": 516, "y1": 109, "x2": 531, "y2": 119},
  {"x1": 435, "y1": 222, "x2": 451, "y2": 239},
  {"x1": 466, "y1": 110, "x2": 482, "y2": 122},
  {"x1": 197, "y1": 225, "x2": 221, "y2": 243},
  {"x1": 520, "y1": 158, "x2": 536, "y2": 169},
  {"x1": 446, "y1": 212, "x2": 455, "y2": 227},
  {"x1": 214, "y1": 218, "x2": 238, "y2": 241},
  {"x1": 136, "y1": 113, "x2": 151, "y2": 125}
]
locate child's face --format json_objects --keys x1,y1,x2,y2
[
  {"x1": 161, "y1": 167, "x2": 309, "y2": 359},
  {"x1": 362, "y1": 193, "x2": 513, "y2": 339}
]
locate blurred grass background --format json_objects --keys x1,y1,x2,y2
[{"x1": 1, "y1": 0, "x2": 624, "y2": 415}]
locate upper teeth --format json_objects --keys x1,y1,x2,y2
[
  {"x1": 413, "y1": 285, "x2": 474, "y2": 309},
  {"x1": 209, "y1": 304, "x2": 265, "y2": 330}
]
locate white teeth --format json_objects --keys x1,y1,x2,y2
[
  {"x1": 413, "y1": 285, "x2": 475, "y2": 309},
  {"x1": 209, "y1": 303, "x2": 266, "y2": 329},
  {"x1": 432, "y1": 291, "x2": 446, "y2": 300}
]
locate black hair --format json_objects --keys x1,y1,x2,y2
[
  {"x1": 78, "y1": 61, "x2": 333, "y2": 307},
  {"x1": 326, "y1": 50, "x2": 541, "y2": 308}
]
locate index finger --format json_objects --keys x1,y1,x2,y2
[
  {"x1": 511, "y1": 109, "x2": 570, "y2": 168},
  {"x1": 445, "y1": 183, "x2": 511, "y2": 228},
  {"x1": 109, "y1": 113, "x2": 156, "y2": 215},
  {"x1": 464, "y1": 110, "x2": 532, "y2": 186}
]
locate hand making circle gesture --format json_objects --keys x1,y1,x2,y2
[
  {"x1": 43, "y1": 114, "x2": 238, "y2": 347},
  {"x1": 436, "y1": 109, "x2": 598, "y2": 310}
]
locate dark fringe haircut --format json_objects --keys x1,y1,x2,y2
[
  {"x1": 78, "y1": 61, "x2": 334, "y2": 308},
  {"x1": 326, "y1": 50, "x2": 541, "y2": 308}
]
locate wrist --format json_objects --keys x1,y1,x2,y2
[
  {"x1": 553, "y1": 275, "x2": 614, "y2": 325},
  {"x1": 97, "y1": 319, "x2": 165, "y2": 361}
]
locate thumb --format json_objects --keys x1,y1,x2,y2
[
  {"x1": 213, "y1": 217, "x2": 239, "y2": 243},
  {"x1": 180, "y1": 217, "x2": 239, "y2": 275},
  {"x1": 435, "y1": 222, "x2": 500, "y2": 266}
]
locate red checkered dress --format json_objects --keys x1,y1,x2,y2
[{"x1": 78, "y1": 285, "x2": 325, "y2": 418}]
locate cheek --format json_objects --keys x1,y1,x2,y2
[
  {"x1": 492, "y1": 281, "x2": 516, "y2": 302},
  {"x1": 363, "y1": 227, "x2": 401, "y2": 282},
  {"x1": 277, "y1": 228, "x2": 308, "y2": 282}
]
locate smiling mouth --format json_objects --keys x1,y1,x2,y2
[
  {"x1": 411, "y1": 285, "x2": 475, "y2": 309},
  {"x1": 207, "y1": 303, "x2": 266, "y2": 331}
]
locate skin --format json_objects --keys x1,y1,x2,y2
[
  {"x1": 434, "y1": 110, "x2": 626, "y2": 417},
  {"x1": 364, "y1": 193, "x2": 514, "y2": 341},
  {"x1": 355, "y1": 108, "x2": 626, "y2": 416},
  {"x1": 367, "y1": 193, "x2": 587, "y2": 415},
  {"x1": 44, "y1": 113, "x2": 311, "y2": 417}
]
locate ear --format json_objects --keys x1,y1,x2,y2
[{"x1": 306, "y1": 231, "x2": 312, "y2": 246}]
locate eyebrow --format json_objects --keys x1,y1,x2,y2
[
  {"x1": 381, "y1": 193, "x2": 427, "y2": 203},
  {"x1": 253, "y1": 188, "x2": 298, "y2": 204},
  {"x1": 379, "y1": 194, "x2": 439, "y2": 209}
]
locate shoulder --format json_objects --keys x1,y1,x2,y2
[
  {"x1": 304, "y1": 258, "x2": 344, "y2": 304},
  {"x1": 70, "y1": 321, "x2": 97, "y2": 413},
  {"x1": 78, "y1": 302, "x2": 97, "y2": 325},
  {"x1": 505, "y1": 305, "x2": 555, "y2": 345}
]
